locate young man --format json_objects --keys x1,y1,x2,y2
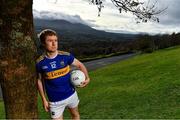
[{"x1": 36, "y1": 29, "x2": 90, "y2": 120}]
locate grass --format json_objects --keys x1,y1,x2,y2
[
  {"x1": 77, "y1": 46, "x2": 180, "y2": 119},
  {"x1": 0, "y1": 100, "x2": 5, "y2": 118},
  {"x1": 1, "y1": 46, "x2": 180, "y2": 119}
]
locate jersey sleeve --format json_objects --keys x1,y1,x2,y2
[
  {"x1": 35, "y1": 62, "x2": 42, "y2": 74},
  {"x1": 67, "y1": 53, "x2": 75, "y2": 65}
]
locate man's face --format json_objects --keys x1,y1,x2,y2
[{"x1": 44, "y1": 35, "x2": 58, "y2": 52}]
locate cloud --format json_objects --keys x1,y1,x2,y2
[
  {"x1": 33, "y1": 10, "x2": 95, "y2": 27},
  {"x1": 158, "y1": 0, "x2": 180, "y2": 26},
  {"x1": 139, "y1": 0, "x2": 180, "y2": 27},
  {"x1": 33, "y1": 0, "x2": 180, "y2": 34}
]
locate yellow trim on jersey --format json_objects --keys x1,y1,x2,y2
[
  {"x1": 44, "y1": 66, "x2": 70, "y2": 80},
  {"x1": 36, "y1": 54, "x2": 45, "y2": 63},
  {"x1": 58, "y1": 50, "x2": 70, "y2": 56}
]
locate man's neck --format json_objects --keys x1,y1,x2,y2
[{"x1": 46, "y1": 50, "x2": 58, "y2": 59}]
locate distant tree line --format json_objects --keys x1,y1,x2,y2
[
  {"x1": 133, "y1": 32, "x2": 180, "y2": 53},
  {"x1": 36, "y1": 32, "x2": 180, "y2": 60},
  {"x1": 57, "y1": 32, "x2": 180, "y2": 59}
]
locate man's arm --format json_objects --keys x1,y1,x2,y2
[
  {"x1": 37, "y1": 73, "x2": 49, "y2": 112},
  {"x1": 71, "y1": 58, "x2": 90, "y2": 87}
]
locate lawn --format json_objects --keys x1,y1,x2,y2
[{"x1": 0, "y1": 46, "x2": 180, "y2": 119}]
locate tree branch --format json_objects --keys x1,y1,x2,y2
[{"x1": 91, "y1": 0, "x2": 167, "y2": 23}]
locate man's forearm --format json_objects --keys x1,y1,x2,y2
[
  {"x1": 78, "y1": 62, "x2": 90, "y2": 79},
  {"x1": 37, "y1": 79, "x2": 47, "y2": 102}
]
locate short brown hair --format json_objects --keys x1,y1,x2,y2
[{"x1": 38, "y1": 29, "x2": 57, "y2": 44}]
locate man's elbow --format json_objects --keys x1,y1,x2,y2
[{"x1": 77, "y1": 62, "x2": 84, "y2": 69}]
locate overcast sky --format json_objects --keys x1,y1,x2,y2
[{"x1": 33, "y1": 0, "x2": 180, "y2": 34}]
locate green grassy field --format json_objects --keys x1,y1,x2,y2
[
  {"x1": 1, "y1": 46, "x2": 180, "y2": 119},
  {"x1": 0, "y1": 100, "x2": 5, "y2": 118}
]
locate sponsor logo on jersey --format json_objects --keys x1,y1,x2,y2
[
  {"x1": 42, "y1": 66, "x2": 48, "y2": 69},
  {"x1": 44, "y1": 66, "x2": 70, "y2": 79}
]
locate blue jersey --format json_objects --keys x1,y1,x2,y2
[{"x1": 36, "y1": 51, "x2": 75, "y2": 102}]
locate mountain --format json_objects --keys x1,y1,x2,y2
[
  {"x1": 34, "y1": 18, "x2": 98, "y2": 34},
  {"x1": 34, "y1": 18, "x2": 139, "y2": 42}
]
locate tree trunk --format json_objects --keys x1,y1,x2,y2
[{"x1": 0, "y1": 0, "x2": 38, "y2": 118}]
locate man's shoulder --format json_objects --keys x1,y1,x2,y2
[
  {"x1": 36, "y1": 54, "x2": 45, "y2": 63},
  {"x1": 58, "y1": 50, "x2": 71, "y2": 56}
]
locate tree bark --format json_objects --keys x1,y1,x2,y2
[{"x1": 0, "y1": 0, "x2": 38, "y2": 118}]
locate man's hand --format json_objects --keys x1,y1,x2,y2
[
  {"x1": 43, "y1": 100, "x2": 50, "y2": 112},
  {"x1": 79, "y1": 77, "x2": 90, "y2": 88}
]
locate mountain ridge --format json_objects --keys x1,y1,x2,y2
[{"x1": 34, "y1": 18, "x2": 139, "y2": 41}]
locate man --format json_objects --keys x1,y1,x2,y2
[{"x1": 36, "y1": 29, "x2": 90, "y2": 120}]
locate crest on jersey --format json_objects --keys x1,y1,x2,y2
[{"x1": 60, "y1": 60, "x2": 65, "y2": 66}]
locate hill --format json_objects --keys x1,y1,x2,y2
[
  {"x1": 34, "y1": 19, "x2": 140, "y2": 58},
  {"x1": 77, "y1": 46, "x2": 180, "y2": 119},
  {"x1": 34, "y1": 18, "x2": 138, "y2": 42}
]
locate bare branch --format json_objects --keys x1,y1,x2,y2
[
  {"x1": 90, "y1": 0, "x2": 105, "y2": 16},
  {"x1": 90, "y1": 0, "x2": 167, "y2": 23}
]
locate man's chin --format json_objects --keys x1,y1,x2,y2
[{"x1": 47, "y1": 50, "x2": 57, "y2": 53}]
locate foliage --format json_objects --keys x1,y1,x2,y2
[
  {"x1": 34, "y1": 29, "x2": 180, "y2": 60},
  {"x1": 134, "y1": 33, "x2": 180, "y2": 53},
  {"x1": 90, "y1": 0, "x2": 167, "y2": 23},
  {"x1": 60, "y1": 32, "x2": 180, "y2": 57}
]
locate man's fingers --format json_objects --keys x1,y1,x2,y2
[
  {"x1": 45, "y1": 106, "x2": 49, "y2": 112},
  {"x1": 44, "y1": 103, "x2": 50, "y2": 112},
  {"x1": 78, "y1": 82, "x2": 87, "y2": 88}
]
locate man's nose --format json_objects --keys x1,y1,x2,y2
[{"x1": 52, "y1": 41, "x2": 56, "y2": 45}]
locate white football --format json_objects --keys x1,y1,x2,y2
[{"x1": 70, "y1": 70, "x2": 85, "y2": 87}]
